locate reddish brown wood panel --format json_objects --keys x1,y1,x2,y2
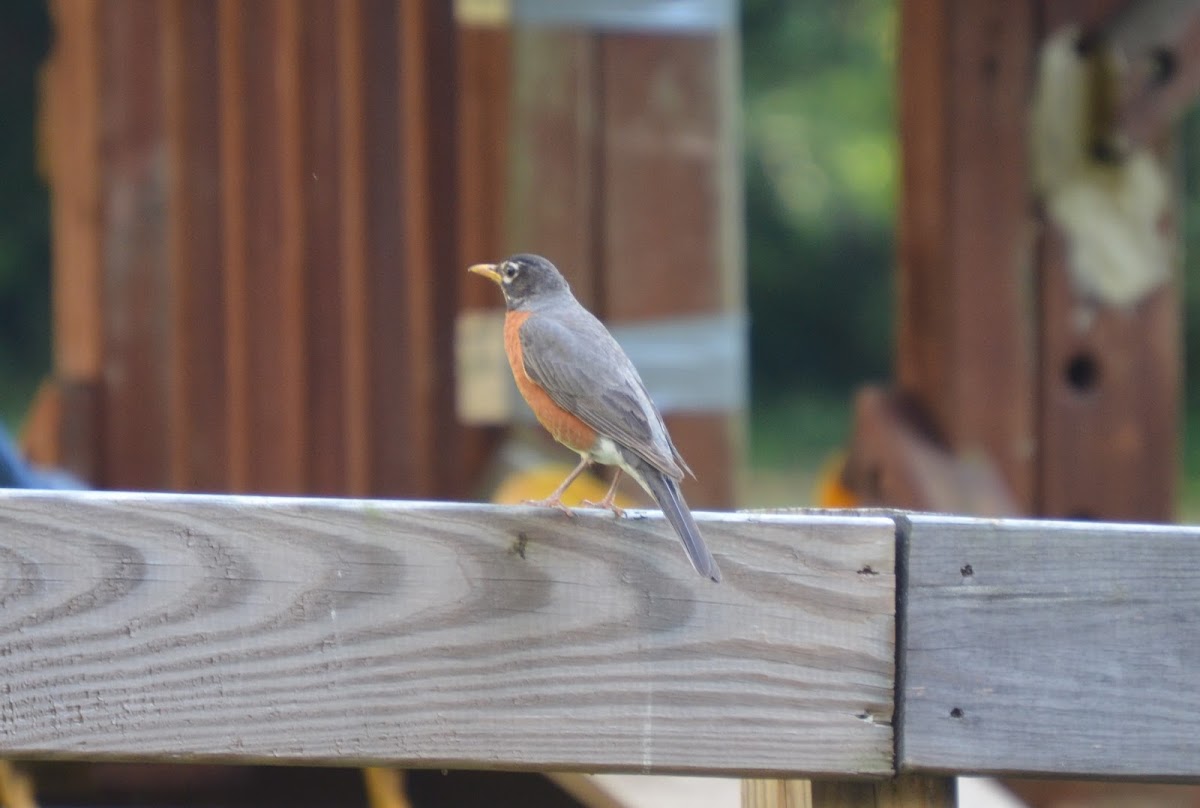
[
  {"x1": 41, "y1": 0, "x2": 470, "y2": 502},
  {"x1": 299, "y1": 0, "x2": 348, "y2": 496},
  {"x1": 599, "y1": 33, "x2": 737, "y2": 509},
  {"x1": 1037, "y1": 0, "x2": 1180, "y2": 521},
  {"x1": 458, "y1": 26, "x2": 511, "y2": 295},
  {"x1": 234, "y1": 0, "x2": 307, "y2": 494},
  {"x1": 335, "y1": 0, "x2": 372, "y2": 496},
  {"x1": 358, "y1": 0, "x2": 415, "y2": 496},
  {"x1": 897, "y1": 0, "x2": 1037, "y2": 511},
  {"x1": 508, "y1": 29, "x2": 601, "y2": 308},
  {"x1": 163, "y1": 0, "x2": 228, "y2": 492},
  {"x1": 455, "y1": 23, "x2": 511, "y2": 492},
  {"x1": 41, "y1": 0, "x2": 105, "y2": 481},
  {"x1": 414, "y1": 0, "x2": 466, "y2": 497},
  {"x1": 217, "y1": 0, "x2": 251, "y2": 492},
  {"x1": 99, "y1": 0, "x2": 172, "y2": 491},
  {"x1": 45, "y1": 0, "x2": 104, "y2": 386}
]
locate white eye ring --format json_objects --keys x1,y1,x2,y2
[{"x1": 503, "y1": 264, "x2": 518, "y2": 280}]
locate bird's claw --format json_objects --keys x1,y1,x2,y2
[
  {"x1": 522, "y1": 497, "x2": 575, "y2": 517},
  {"x1": 582, "y1": 498, "x2": 626, "y2": 518}
]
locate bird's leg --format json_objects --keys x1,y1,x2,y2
[
  {"x1": 523, "y1": 456, "x2": 590, "y2": 516},
  {"x1": 583, "y1": 470, "x2": 626, "y2": 517}
]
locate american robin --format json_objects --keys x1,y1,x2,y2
[{"x1": 469, "y1": 254, "x2": 722, "y2": 582}]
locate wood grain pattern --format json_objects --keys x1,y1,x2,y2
[
  {"x1": 743, "y1": 779, "x2": 812, "y2": 807},
  {"x1": 99, "y1": 0, "x2": 171, "y2": 491},
  {"x1": 901, "y1": 514, "x2": 1200, "y2": 780},
  {"x1": 810, "y1": 776, "x2": 956, "y2": 807},
  {"x1": 300, "y1": 0, "x2": 349, "y2": 496},
  {"x1": 45, "y1": 0, "x2": 105, "y2": 383},
  {"x1": 163, "y1": 0, "x2": 229, "y2": 492},
  {"x1": 0, "y1": 492, "x2": 894, "y2": 776},
  {"x1": 894, "y1": 0, "x2": 1036, "y2": 510}
]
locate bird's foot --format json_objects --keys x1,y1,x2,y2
[
  {"x1": 582, "y1": 497, "x2": 626, "y2": 518},
  {"x1": 522, "y1": 497, "x2": 575, "y2": 517}
]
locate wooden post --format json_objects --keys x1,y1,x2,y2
[
  {"x1": 504, "y1": 17, "x2": 743, "y2": 509},
  {"x1": 42, "y1": 0, "x2": 463, "y2": 499},
  {"x1": 1036, "y1": 0, "x2": 1181, "y2": 521}
]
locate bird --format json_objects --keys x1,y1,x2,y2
[{"x1": 469, "y1": 253, "x2": 721, "y2": 582}]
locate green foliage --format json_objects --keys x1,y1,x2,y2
[
  {"x1": 741, "y1": 0, "x2": 897, "y2": 395},
  {"x1": 0, "y1": 0, "x2": 51, "y2": 420}
]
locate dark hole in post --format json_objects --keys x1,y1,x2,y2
[
  {"x1": 1152, "y1": 48, "x2": 1177, "y2": 84},
  {"x1": 950, "y1": 707, "x2": 964, "y2": 719},
  {"x1": 1065, "y1": 353, "x2": 1100, "y2": 392}
]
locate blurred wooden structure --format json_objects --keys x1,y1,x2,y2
[
  {"x1": 31, "y1": 1, "x2": 743, "y2": 806},
  {"x1": 838, "y1": 1, "x2": 1200, "y2": 807},
  {"x1": 847, "y1": 0, "x2": 1197, "y2": 522},
  {"x1": 34, "y1": 0, "x2": 742, "y2": 509}
]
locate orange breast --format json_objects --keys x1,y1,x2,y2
[{"x1": 504, "y1": 311, "x2": 598, "y2": 454}]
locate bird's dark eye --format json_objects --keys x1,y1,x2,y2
[{"x1": 504, "y1": 264, "x2": 518, "y2": 279}]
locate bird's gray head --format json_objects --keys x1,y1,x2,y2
[{"x1": 468, "y1": 253, "x2": 572, "y2": 310}]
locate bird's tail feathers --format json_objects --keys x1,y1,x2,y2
[{"x1": 642, "y1": 467, "x2": 721, "y2": 582}]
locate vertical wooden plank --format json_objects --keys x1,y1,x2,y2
[
  {"x1": 217, "y1": 0, "x2": 251, "y2": 492},
  {"x1": 599, "y1": 32, "x2": 740, "y2": 509},
  {"x1": 1037, "y1": 0, "x2": 1180, "y2": 521},
  {"x1": 458, "y1": 24, "x2": 511, "y2": 292},
  {"x1": 361, "y1": 0, "x2": 417, "y2": 495},
  {"x1": 300, "y1": 0, "x2": 348, "y2": 496},
  {"x1": 896, "y1": 0, "x2": 1037, "y2": 510},
  {"x1": 396, "y1": 0, "x2": 438, "y2": 498},
  {"x1": 336, "y1": 0, "x2": 371, "y2": 496},
  {"x1": 508, "y1": 29, "x2": 601, "y2": 307},
  {"x1": 742, "y1": 779, "x2": 812, "y2": 807},
  {"x1": 414, "y1": 0, "x2": 464, "y2": 497},
  {"x1": 45, "y1": 0, "x2": 104, "y2": 384},
  {"x1": 455, "y1": 20, "x2": 511, "y2": 492},
  {"x1": 99, "y1": 0, "x2": 171, "y2": 490},
  {"x1": 163, "y1": 0, "x2": 228, "y2": 492},
  {"x1": 811, "y1": 777, "x2": 956, "y2": 807},
  {"x1": 274, "y1": 0, "x2": 308, "y2": 492},
  {"x1": 234, "y1": 0, "x2": 307, "y2": 493},
  {"x1": 42, "y1": 0, "x2": 104, "y2": 482}
]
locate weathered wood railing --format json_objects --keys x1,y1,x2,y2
[{"x1": 0, "y1": 491, "x2": 1195, "y2": 788}]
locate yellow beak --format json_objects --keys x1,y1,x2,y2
[{"x1": 468, "y1": 263, "x2": 502, "y2": 284}]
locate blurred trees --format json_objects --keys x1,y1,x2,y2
[
  {"x1": 0, "y1": 0, "x2": 51, "y2": 411},
  {"x1": 742, "y1": 0, "x2": 896, "y2": 396}
]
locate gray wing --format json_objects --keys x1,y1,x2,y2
[{"x1": 519, "y1": 310, "x2": 687, "y2": 480}]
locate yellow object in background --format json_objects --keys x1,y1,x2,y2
[
  {"x1": 813, "y1": 451, "x2": 860, "y2": 509},
  {"x1": 491, "y1": 462, "x2": 636, "y2": 509}
]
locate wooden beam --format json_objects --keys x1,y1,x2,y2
[
  {"x1": 44, "y1": 0, "x2": 105, "y2": 385},
  {"x1": 0, "y1": 492, "x2": 895, "y2": 776},
  {"x1": 600, "y1": 31, "x2": 743, "y2": 510},
  {"x1": 900, "y1": 513, "x2": 1200, "y2": 780},
  {"x1": 1036, "y1": 0, "x2": 1182, "y2": 522},
  {"x1": 892, "y1": 0, "x2": 1037, "y2": 510},
  {"x1": 98, "y1": 0, "x2": 172, "y2": 491},
  {"x1": 163, "y1": 0, "x2": 229, "y2": 493}
]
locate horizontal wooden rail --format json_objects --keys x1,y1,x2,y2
[
  {"x1": 0, "y1": 492, "x2": 894, "y2": 776},
  {"x1": 0, "y1": 492, "x2": 1196, "y2": 783}
]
